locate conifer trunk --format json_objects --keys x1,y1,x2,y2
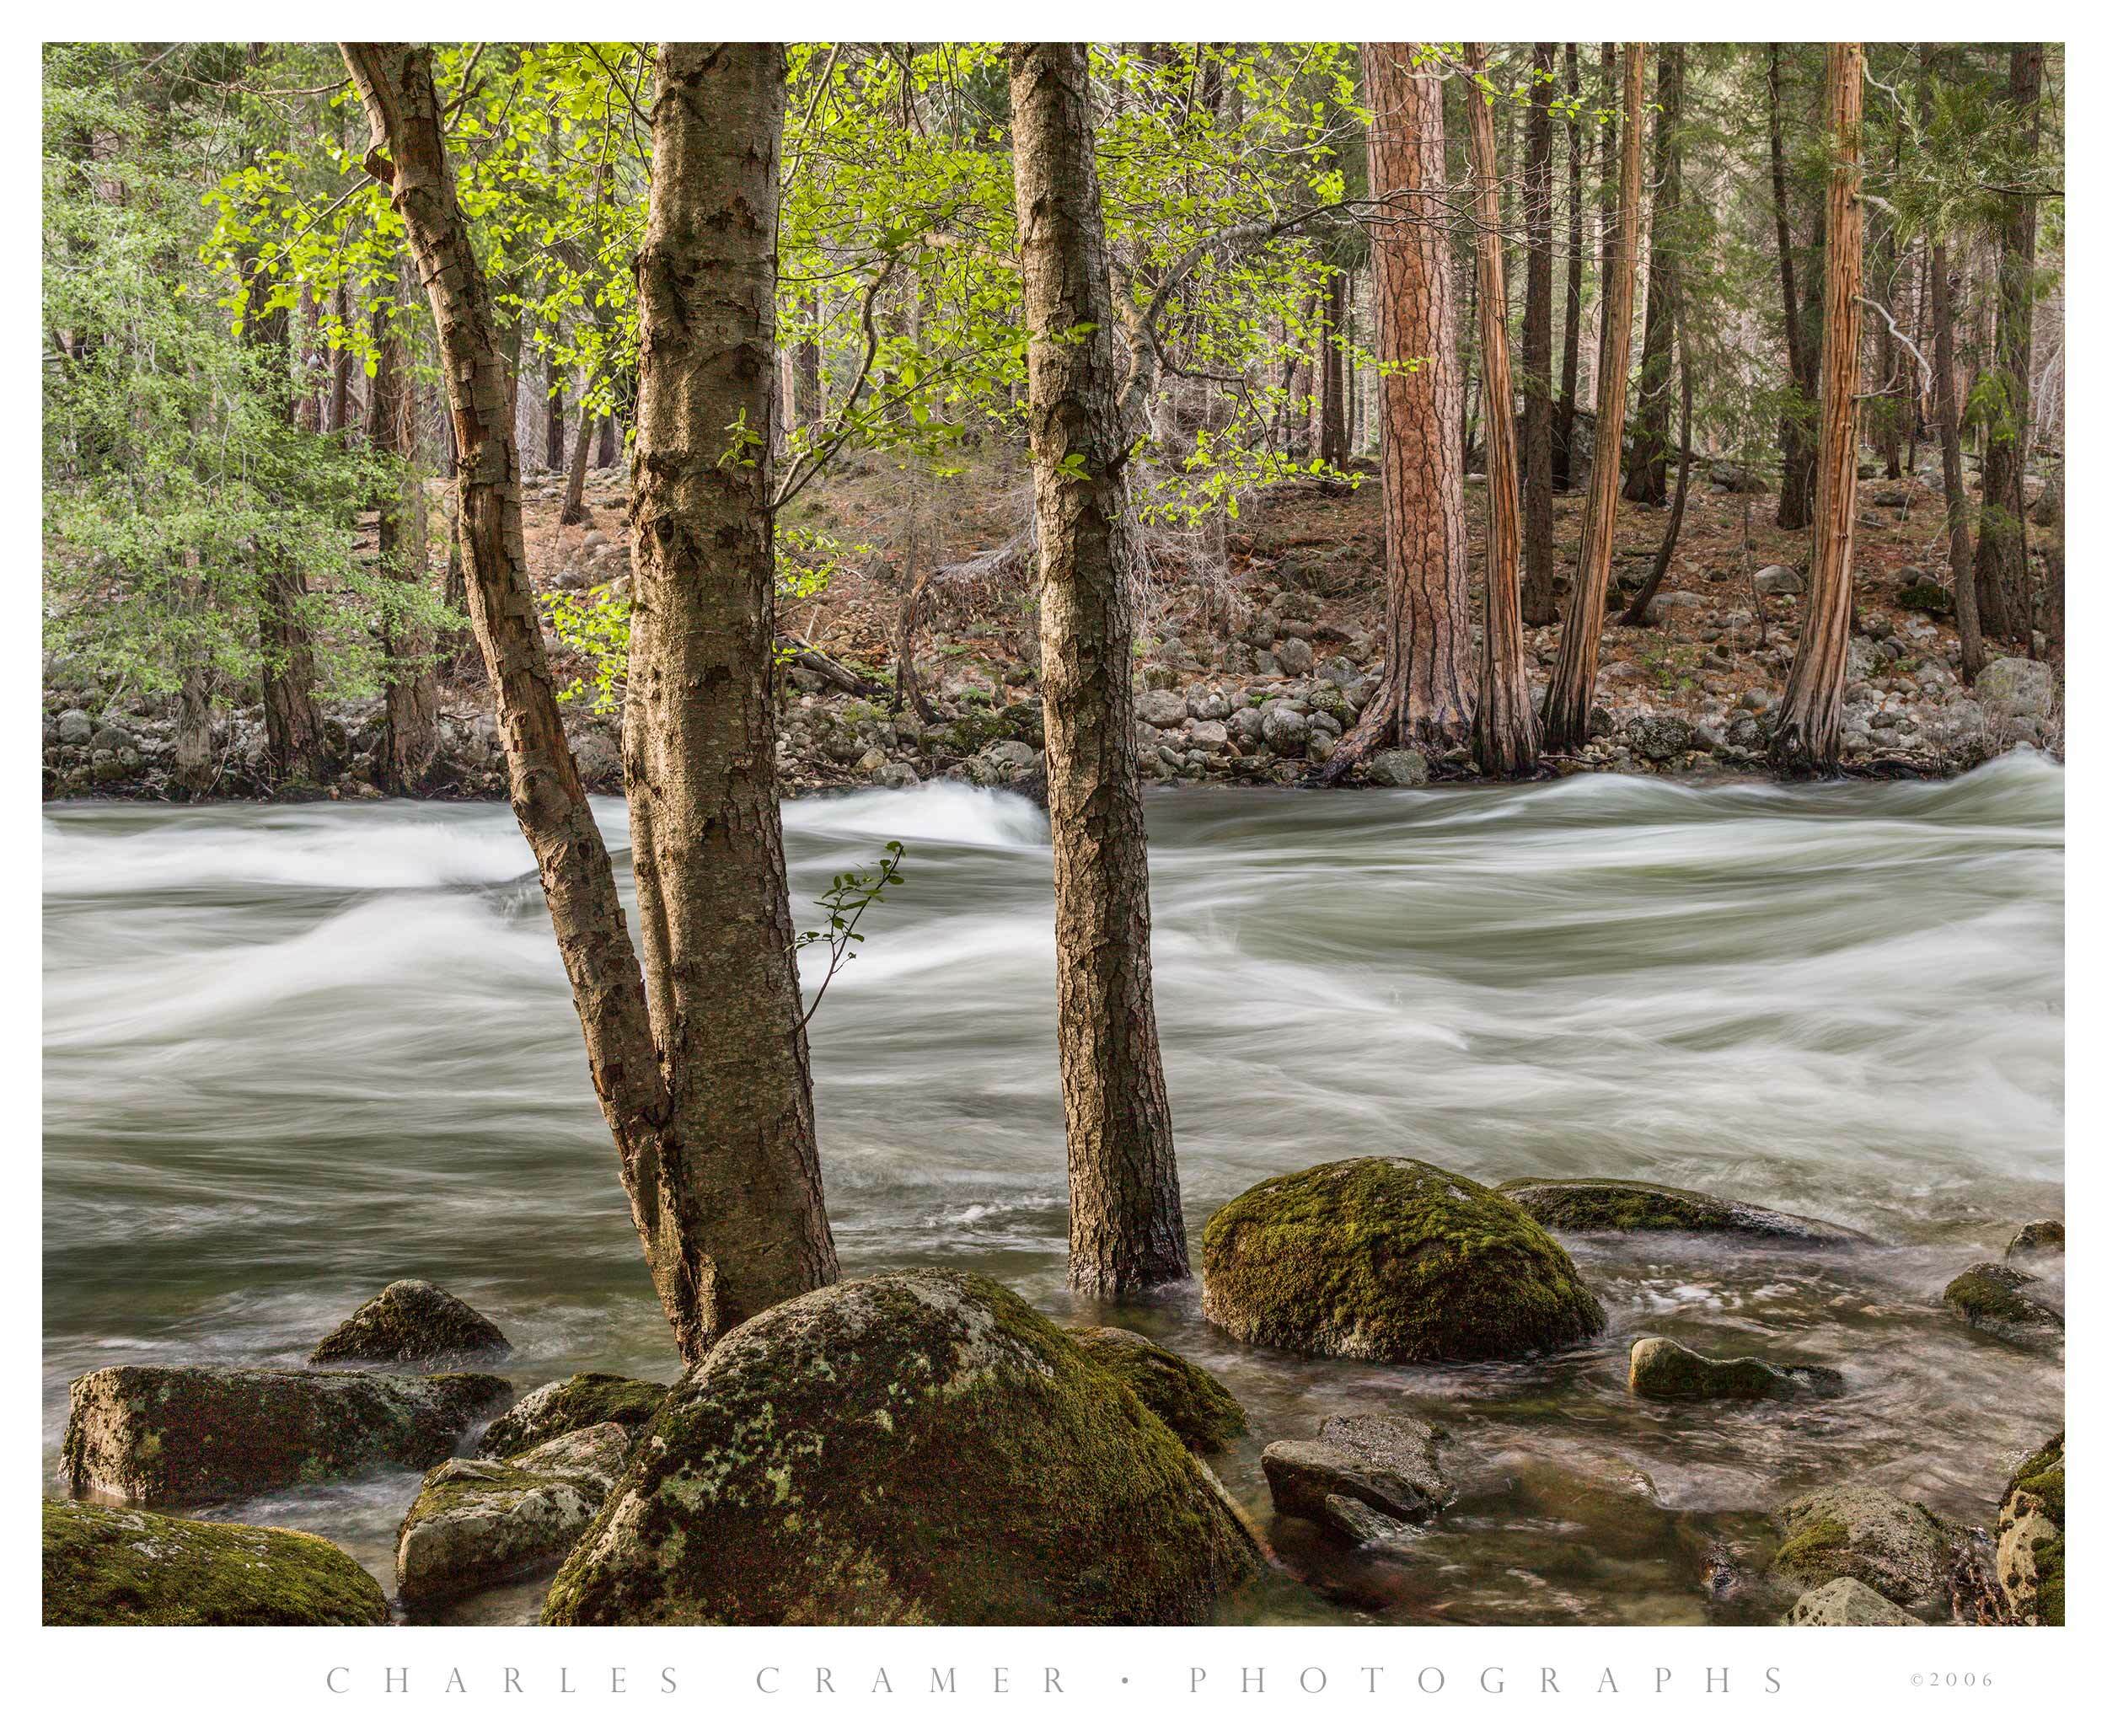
[
  {"x1": 369, "y1": 304, "x2": 437, "y2": 793},
  {"x1": 1521, "y1": 42, "x2": 1557, "y2": 625},
  {"x1": 1552, "y1": 42, "x2": 1584, "y2": 490},
  {"x1": 1625, "y1": 44, "x2": 1681, "y2": 506},
  {"x1": 1976, "y1": 43, "x2": 2043, "y2": 643}
]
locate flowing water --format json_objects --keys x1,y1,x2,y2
[{"x1": 41, "y1": 753, "x2": 2065, "y2": 1625}]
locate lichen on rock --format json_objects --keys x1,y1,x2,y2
[
  {"x1": 543, "y1": 1268, "x2": 1257, "y2": 1625},
  {"x1": 1200, "y1": 1157, "x2": 1606, "y2": 1363},
  {"x1": 1498, "y1": 1177, "x2": 1869, "y2": 1246},
  {"x1": 1786, "y1": 1575, "x2": 1922, "y2": 1626},
  {"x1": 310, "y1": 1279, "x2": 511, "y2": 1365},
  {"x1": 479, "y1": 1372, "x2": 672, "y2": 1459},
  {"x1": 1770, "y1": 1482, "x2": 1950, "y2": 1610},
  {"x1": 1065, "y1": 1326, "x2": 1246, "y2": 1453},
  {"x1": 1996, "y1": 1432, "x2": 2064, "y2": 1626}
]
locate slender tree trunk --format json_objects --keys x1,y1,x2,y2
[
  {"x1": 1771, "y1": 44, "x2": 1865, "y2": 775},
  {"x1": 370, "y1": 304, "x2": 437, "y2": 793},
  {"x1": 544, "y1": 348, "x2": 566, "y2": 472},
  {"x1": 597, "y1": 415, "x2": 619, "y2": 468},
  {"x1": 173, "y1": 559, "x2": 216, "y2": 799},
  {"x1": 1317, "y1": 266, "x2": 1348, "y2": 468},
  {"x1": 792, "y1": 286, "x2": 823, "y2": 436},
  {"x1": 1329, "y1": 41, "x2": 1474, "y2": 768},
  {"x1": 1007, "y1": 41, "x2": 1188, "y2": 1295},
  {"x1": 1552, "y1": 42, "x2": 1584, "y2": 490},
  {"x1": 560, "y1": 404, "x2": 597, "y2": 526},
  {"x1": 1625, "y1": 43, "x2": 1681, "y2": 506},
  {"x1": 1521, "y1": 42, "x2": 1557, "y2": 624},
  {"x1": 1619, "y1": 314, "x2": 1694, "y2": 626},
  {"x1": 1769, "y1": 44, "x2": 1821, "y2": 533},
  {"x1": 1976, "y1": 43, "x2": 2043, "y2": 643},
  {"x1": 329, "y1": 281, "x2": 353, "y2": 437},
  {"x1": 1539, "y1": 43, "x2": 1645, "y2": 753},
  {"x1": 345, "y1": 40, "x2": 834, "y2": 1366},
  {"x1": 1930, "y1": 237, "x2": 1986, "y2": 680},
  {"x1": 1465, "y1": 46, "x2": 1538, "y2": 778}
]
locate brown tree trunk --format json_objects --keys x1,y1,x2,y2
[
  {"x1": 1625, "y1": 43, "x2": 1681, "y2": 506},
  {"x1": 1007, "y1": 42, "x2": 1188, "y2": 1295},
  {"x1": 1330, "y1": 41, "x2": 1474, "y2": 766},
  {"x1": 1521, "y1": 42, "x2": 1557, "y2": 624},
  {"x1": 329, "y1": 281, "x2": 353, "y2": 437},
  {"x1": 1619, "y1": 313, "x2": 1694, "y2": 627},
  {"x1": 344, "y1": 40, "x2": 834, "y2": 1366},
  {"x1": 1316, "y1": 266, "x2": 1348, "y2": 469},
  {"x1": 1930, "y1": 238, "x2": 1986, "y2": 681},
  {"x1": 1539, "y1": 44, "x2": 1645, "y2": 753},
  {"x1": 544, "y1": 349, "x2": 566, "y2": 472},
  {"x1": 1769, "y1": 44, "x2": 1822, "y2": 533},
  {"x1": 597, "y1": 415, "x2": 619, "y2": 468},
  {"x1": 1465, "y1": 46, "x2": 1538, "y2": 778},
  {"x1": 369, "y1": 305, "x2": 437, "y2": 793},
  {"x1": 792, "y1": 287, "x2": 823, "y2": 436},
  {"x1": 1552, "y1": 42, "x2": 1584, "y2": 490},
  {"x1": 1976, "y1": 43, "x2": 2042, "y2": 643},
  {"x1": 560, "y1": 405, "x2": 596, "y2": 526},
  {"x1": 1771, "y1": 44, "x2": 1865, "y2": 775}
]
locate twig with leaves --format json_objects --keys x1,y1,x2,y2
[{"x1": 791, "y1": 841, "x2": 909, "y2": 1035}]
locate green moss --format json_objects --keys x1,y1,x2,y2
[
  {"x1": 543, "y1": 1270, "x2": 1255, "y2": 1625},
  {"x1": 1943, "y1": 1264, "x2": 2062, "y2": 1332},
  {"x1": 1895, "y1": 581, "x2": 1954, "y2": 615},
  {"x1": 42, "y1": 1500, "x2": 386, "y2": 1626},
  {"x1": 2000, "y1": 1432, "x2": 2065, "y2": 1626},
  {"x1": 1498, "y1": 1177, "x2": 1863, "y2": 1244},
  {"x1": 1771, "y1": 1517, "x2": 1852, "y2": 1583},
  {"x1": 480, "y1": 1374, "x2": 671, "y2": 1459},
  {"x1": 1201, "y1": 1158, "x2": 1606, "y2": 1364},
  {"x1": 1066, "y1": 1326, "x2": 1247, "y2": 1453}
]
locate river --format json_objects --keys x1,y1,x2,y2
[{"x1": 41, "y1": 753, "x2": 2065, "y2": 1624}]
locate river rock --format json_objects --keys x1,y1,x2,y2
[
  {"x1": 1261, "y1": 1411, "x2": 1454, "y2": 1541},
  {"x1": 1771, "y1": 1483, "x2": 1950, "y2": 1610},
  {"x1": 1756, "y1": 565, "x2": 1804, "y2": 596},
  {"x1": 1135, "y1": 689, "x2": 1188, "y2": 728},
  {"x1": 1994, "y1": 1433, "x2": 2064, "y2": 1626},
  {"x1": 63, "y1": 1365, "x2": 514, "y2": 1503},
  {"x1": 1274, "y1": 636, "x2": 1316, "y2": 677},
  {"x1": 1627, "y1": 1336, "x2": 1842, "y2": 1401},
  {"x1": 56, "y1": 708, "x2": 93, "y2": 747},
  {"x1": 480, "y1": 1372, "x2": 673, "y2": 1459},
  {"x1": 1976, "y1": 657, "x2": 2056, "y2": 730},
  {"x1": 1065, "y1": 1326, "x2": 1246, "y2": 1454},
  {"x1": 1200, "y1": 1156, "x2": 1606, "y2": 1364},
  {"x1": 395, "y1": 1423, "x2": 630, "y2": 1607},
  {"x1": 543, "y1": 1268, "x2": 1256, "y2": 1624},
  {"x1": 42, "y1": 1499, "x2": 388, "y2": 1626},
  {"x1": 2005, "y1": 1219, "x2": 2064, "y2": 1261},
  {"x1": 310, "y1": 1279, "x2": 512, "y2": 1364},
  {"x1": 1261, "y1": 706, "x2": 1311, "y2": 754},
  {"x1": 1498, "y1": 1177, "x2": 1869, "y2": 1246},
  {"x1": 1787, "y1": 1576, "x2": 1923, "y2": 1626},
  {"x1": 1627, "y1": 715, "x2": 1698, "y2": 763},
  {"x1": 1942, "y1": 1262, "x2": 2063, "y2": 1344},
  {"x1": 1364, "y1": 747, "x2": 1429, "y2": 788}
]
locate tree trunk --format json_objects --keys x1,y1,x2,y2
[
  {"x1": 1539, "y1": 43, "x2": 1645, "y2": 754},
  {"x1": 1769, "y1": 44, "x2": 1822, "y2": 533},
  {"x1": 1521, "y1": 42, "x2": 1558, "y2": 624},
  {"x1": 1619, "y1": 313, "x2": 1694, "y2": 627},
  {"x1": 597, "y1": 415, "x2": 618, "y2": 468},
  {"x1": 1976, "y1": 43, "x2": 2043, "y2": 642},
  {"x1": 1464, "y1": 46, "x2": 1538, "y2": 778},
  {"x1": 1625, "y1": 43, "x2": 1681, "y2": 506},
  {"x1": 792, "y1": 287, "x2": 823, "y2": 437},
  {"x1": 1771, "y1": 44, "x2": 1865, "y2": 775},
  {"x1": 544, "y1": 350, "x2": 566, "y2": 472},
  {"x1": 344, "y1": 40, "x2": 834, "y2": 1367},
  {"x1": 1929, "y1": 236, "x2": 1986, "y2": 680},
  {"x1": 1552, "y1": 42, "x2": 1584, "y2": 490},
  {"x1": 1316, "y1": 267, "x2": 1348, "y2": 469},
  {"x1": 560, "y1": 405, "x2": 596, "y2": 526},
  {"x1": 328, "y1": 281, "x2": 354, "y2": 437},
  {"x1": 1007, "y1": 42, "x2": 1188, "y2": 1295},
  {"x1": 370, "y1": 305, "x2": 437, "y2": 794},
  {"x1": 1329, "y1": 41, "x2": 1474, "y2": 766}
]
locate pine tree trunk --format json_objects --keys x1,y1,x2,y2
[
  {"x1": 1316, "y1": 265, "x2": 1348, "y2": 468},
  {"x1": 1521, "y1": 42, "x2": 1558, "y2": 624},
  {"x1": 370, "y1": 306, "x2": 437, "y2": 794},
  {"x1": 1976, "y1": 43, "x2": 2042, "y2": 642},
  {"x1": 1552, "y1": 42, "x2": 1584, "y2": 490},
  {"x1": 1771, "y1": 44, "x2": 1865, "y2": 775},
  {"x1": 1465, "y1": 46, "x2": 1538, "y2": 778},
  {"x1": 1769, "y1": 44, "x2": 1822, "y2": 533},
  {"x1": 1539, "y1": 43, "x2": 1645, "y2": 754},
  {"x1": 1929, "y1": 234, "x2": 1986, "y2": 680},
  {"x1": 1007, "y1": 41, "x2": 1188, "y2": 1295},
  {"x1": 1625, "y1": 44, "x2": 1681, "y2": 506}
]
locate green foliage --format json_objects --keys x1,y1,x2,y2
[{"x1": 792, "y1": 839, "x2": 907, "y2": 1031}]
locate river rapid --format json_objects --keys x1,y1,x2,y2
[{"x1": 41, "y1": 753, "x2": 2065, "y2": 1624}]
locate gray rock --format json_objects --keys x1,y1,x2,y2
[
  {"x1": 1627, "y1": 715, "x2": 1698, "y2": 764},
  {"x1": 481, "y1": 1373, "x2": 673, "y2": 1458},
  {"x1": 1755, "y1": 565, "x2": 1804, "y2": 597},
  {"x1": 1186, "y1": 686, "x2": 1233, "y2": 722},
  {"x1": 55, "y1": 708, "x2": 92, "y2": 747},
  {"x1": 1364, "y1": 748, "x2": 1430, "y2": 788},
  {"x1": 311, "y1": 1280, "x2": 511, "y2": 1365},
  {"x1": 1188, "y1": 719, "x2": 1229, "y2": 749},
  {"x1": 1135, "y1": 689, "x2": 1188, "y2": 729},
  {"x1": 1788, "y1": 1576, "x2": 1922, "y2": 1626},
  {"x1": 1771, "y1": 1483, "x2": 1951, "y2": 1609},
  {"x1": 1942, "y1": 1262, "x2": 2063, "y2": 1344},
  {"x1": 1228, "y1": 706, "x2": 1265, "y2": 747},
  {"x1": 1273, "y1": 636, "x2": 1316, "y2": 678},
  {"x1": 1498, "y1": 1177, "x2": 1870, "y2": 1246},
  {"x1": 568, "y1": 732, "x2": 622, "y2": 787},
  {"x1": 876, "y1": 762, "x2": 919, "y2": 789},
  {"x1": 1261, "y1": 707, "x2": 1311, "y2": 754},
  {"x1": 1976, "y1": 657, "x2": 2056, "y2": 729},
  {"x1": 1262, "y1": 1411, "x2": 1455, "y2": 1539},
  {"x1": 1628, "y1": 1336, "x2": 1842, "y2": 1402},
  {"x1": 2005, "y1": 1220, "x2": 2065, "y2": 1261}
]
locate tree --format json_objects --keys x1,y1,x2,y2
[
  {"x1": 1538, "y1": 43, "x2": 1645, "y2": 754},
  {"x1": 1768, "y1": 43, "x2": 1825, "y2": 533},
  {"x1": 1928, "y1": 236, "x2": 1986, "y2": 680},
  {"x1": 1625, "y1": 44, "x2": 1683, "y2": 506},
  {"x1": 1552, "y1": 42, "x2": 1584, "y2": 490},
  {"x1": 1463, "y1": 46, "x2": 1537, "y2": 778},
  {"x1": 368, "y1": 297, "x2": 437, "y2": 793},
  {"x1": 1770, "y1": 43, "x2": 1865, "y2": 774},
  {"x1": 341, "y1": 40, "x2": 837, "y2": 1365},
  {"x1": 1520, "y1": 42, "x2": 1558, "y2": 624}
]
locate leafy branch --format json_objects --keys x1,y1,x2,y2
[{"x1": 790, "y1": 840, "x2": 908, "y2": 1034}]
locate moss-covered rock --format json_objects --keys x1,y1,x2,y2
[
  {"x1": 311, "y1": 1279, "x2": 511, "y2": 1364},
  {"x1": 1771, "y1": 1483, "x2": 1950, "y2": 1610},
  {"x1": 1261, "y1": 1411, "x2": 1454, "y2": 1540},
  {"x1": 1996, "y1": 1432, "x2": 2064, "y2": 1626},
  {"x1": 1627, "y1": 1336, "x2": 1843, "y2": 1401},
  {"x1": 42, "y1": 1499, "x2": 387, "y2": 1626},
  {"x1": 543, "y1": 1268, "x2": 1257, "y2": 1624},
  {"x1": 1201, "y1": 1157, "x2": 1606, "y2": 1363},
  {"x1": 395, "y1": 1423, "x2": 629, "y2": 1608},
  {"x1": 2005, "y1": 1220, "x2": 2065, "y2": 1261},
  {"x1": 1895, "y1": 581, "x2": 1954, "y2": 616},
  {"x1": 1065, "y1": 1326, "x2": 1246, "y2": 1453},
  {"x1": 63, "y1": 1364, "x2": 513, "y2": 1503},
  {"x1": 1787, "y1": 1576, "x2": 1923, "y2": 1626},
  {"x1": 1498, "y1": 1177, "x2": 1870, "y2": 1246},
  {"x1": 1942, "y1": 1263, "x2": 2064, "y2": 1344},
  {"x1": 479, "y1": 1373, "x2": 672, "y2": 1459}
]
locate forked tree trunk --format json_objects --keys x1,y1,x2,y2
[
  {"x1": 1520, "y1": 41, "x2": 1557, "y2": 625},
  {"x1": 1007, "y1": 41, "x2": 1188, "y2": 1294},
  {"x1": 1464, "y1": 45, "x2": 1537, "y2": 778},
  {"x1": 369, "y1": 304, "x2": 437, "y2": 793},
  {"x1": 1539, "y1": 43, "x2": 1645, "y2": 753},
  {"x1": 1771, "y1": 43, "x2": 1865, "y2": 775},
  {"x1": 1975, "y1": 43, "x2": 2043, "y2": 642},
  {"x1": 1552, "y1": 42, "x2": 1584, "y2": 490},
  {"x1": 1625, "y1": 43, "x2": 1681, "y2": 506},
  {"x1": 343, "y1": 40, "x2": 835, "y2": 1365}
]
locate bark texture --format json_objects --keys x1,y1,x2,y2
[
  {"x1": 1930, "y1": 239, "x2": 1985, "y2": 680},
  {"x1": 1769, "y1": 44, "x2": 1824, "y2": 533},
  {"x1": 1520, "y1": 42, "x2": 1557, "y2": 625},
  {"x1": 1007, "y1": 42, "x2": 1188, "y2": 1295},
  {"x1": 1625, "y1": 44, "x2": 1682, "y2": 506},
  {"x1": 1552, "y1": 42, "x2": 1583, "y2": 490},
  {"x1": 369, "y1": 306, "x2": 437, "y2": 794},
  {"x1": 1975, "y1": 43, "x2": 2043, "y2": 641}
]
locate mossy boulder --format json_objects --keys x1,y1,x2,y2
[
  {"x1": 2005, "y1": 1220, "x2": 2065, "y2": 1261},
  {"x1": 63, "y1": 1365, "x2": 514, "y2": 1503},
  {"x1": 311, "y1": 1279, "x2": 511, "y2": 1365},
  {"x1": 1942, "y1": 1263, "x2": 2064, "y2": 1344},
  {"x1": 42, "y1": 1499, "x2": 387, "y2": 1626},
  {"x1": 1065, "y1": 1326, "x2": 1246, "y2": 1453},
  {"x1": 1787, "y1": 1576, "x2": 1923, "y2": 1626},
  {"x1": 543, "y1": 1268, "x2": 1257, "y2": 1625},
  {"x1": 1628, "y1": 1336, "x2": 1843, "y2": 1401},
  {"x1": 1996, "y1": 1432, "x2": 2064, "y2": 1626},
  {"x1": 1261, "y1": 1411, "x2": 1454, "y2": 1541},
  {"x1": 1895, "y1": 581, "x2": 1954, "y2": 616},
  {"x1": 1771, "y1": 1482, "x2": 1950, "y2": 1610},
  {"x1": 480, "y1": 1373, "x2": 672, "y2": 1459},
  {"x1": 1200, "y1": 1157, "x2": 1606, "y2": 1363},
  {"x1": 1498, "y1": 1177, "x2": 1870, "y2": 1246},
  {"x1": 395, "y1": 1423, "x2": 629, "y2": 1608}
]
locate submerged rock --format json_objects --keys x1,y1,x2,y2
[
  {"x1": 1498, "y1": 1177, "x2": 1869, "y2": 1246},
  {"x1": 1200, "y1": 1156, "x2": 1606, "y2": 1364},
  {"x1": 395, "y1": 1423, "x2": 629, "y2": 1608},
  {"x1": 63, "y1": 1365, "x2": 513, "y2": 1503},
  {"x1": 42, "y1": 1499, "x2": 387, "y2": 1626},
  {"x1": 1942, "y1": 1263, "x2": 2063, "y2": 1344},
  {"x1": 479, "y1": 1372, "x2": 672, "y2": 1459},
  {"x1": 1788, "y1": 1576, "x2": 1923, "y2": 1626},
  {"x1": 1995, "y1": 1433, "x2": 2064, "y2": 1626},
  {"x1": 1628, "y1": 1336, "x2": 1843, "y2": 1401},
  {"x1": 2005, "y1": 1219, "x2": 2065, "y2": 1261},
  {"x1": 544, "y1": 1269, "x2": 1256, "y2": 1625},
  {"x1": 1262, "y1": 1411, "x2": 1455, "y2": 1541},
  {"x1": 310, "y1": 1279, "x2": 511, "y2": 1365},
  {"x1": 1771, "y1": 1483, "x2": 1951, "y2": 1610},
  {"x1": 1065, "y1": 1326, "x2": 1246, "y2": 1454}
]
